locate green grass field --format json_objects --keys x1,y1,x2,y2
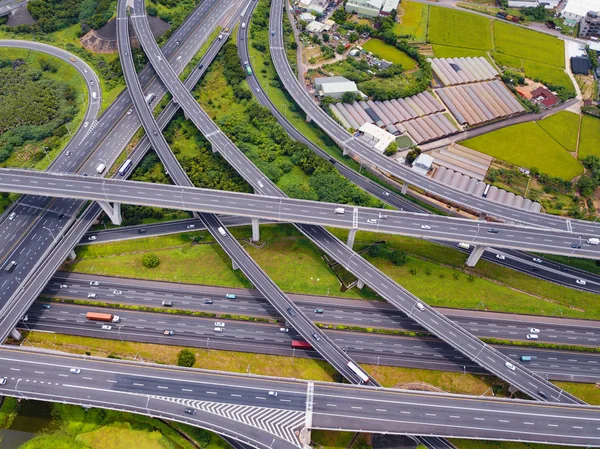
[
  {"x1": 493, "y1": 21, "x2": 564, "y2": 68},
  {"x1": 521, "y1": 59, "x2": 573, "y2": 91},
  {"x1": 394, "y1": 0, "x2": 429, "y2": 41},
  {"x1": 450, "y1": 440, "x2": 583, "y2": 449},
  {"x1": 0, "y1": 47, "x2": 87, "y2": 170},
  {"x1": 578, "y1": 115, "x2": 600, "y2": 159},
  {"x1": 432, "y1": 44, "x2": 488, "y2": 59},
  {"x1": 461, "y1": 121, "x2": 583, "y2": 180},
  {"x1": 537, "y1": 111, "x2": 580, "y2": 152},
  {"x1": 362, "y1": 39, "x2": 417, "y2": 69},
  {"x1": 428, "y1": 6, "x2": 492, "y2": 50}
]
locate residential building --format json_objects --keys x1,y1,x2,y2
[
  {"x1": 560, "y1": 0, "x2": 599, "y2": 26},
  {"x1": 580, "y1": 10, "x2": 600, "y2": 38},
  {"x1": 345, "y1": 0, "x2": 399, "y2": 18},
  {"x1": 314, "y1": 76, "x2": 364, "y2": 99},
  {"x1": 358, "y1": 123, "x2": 396, "y2": 152},
  {"x1": 530, "y1": 86, "x2": 560, "y2": 108},
  {"x1": 299, "y1": 12, "x2": 315, "y2": 22},
  {"x1": 570, "y1": 56, "x2": 592, "y2": 74}
]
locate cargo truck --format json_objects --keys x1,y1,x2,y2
[
  {"x1": 587, "y1": 238, "x2": 599, "y2": 245},
  {"x1": 86, "y1": 312, "x2": 120, "y2": 323}
]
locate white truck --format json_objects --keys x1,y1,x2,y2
[
  {"x1": 334, "y1": 207, "x2": 345, "y2": 214},
  {"x1": 241, "y1": 22, "x2": 246, "y2": 29},
  {"x1": 458, "y1": 242, "x2": 470, "y2": 250},
  {"x1": 92, "y1": 92, "x2": 97, "y2": 100},
  {"x1": 96, "y1": 163, "x2": 106, "y2": 174},
  {"x1": 587, "y1": 237, "x2": 599, "y2": 245}
]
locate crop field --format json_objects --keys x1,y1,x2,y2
[
  {"x1": 394, "y1": 0, "x2": 429, "y2": 41},
  {"x1": 522, "y1": 60, "x2": 571, "y2": 87},
  {"x1": 578, "y1": 115, "x2": 600, "y2": 159},
  {"x1": 362, "y1": 39, "x2": 417, "y2": 69},
  {"x1": 493, "y1": 21, "x2": 564, "y2": 67},
  {"x1": 461, "y1": 121, "x2": 583, "y2": 180},
  {"x1": 428, "y1": 6, "x2": 492, "y2": 50},
  {"x1": 432, "y1": 44, "x2": 488, "y2": 59},
  {"x1": 537, "y1": 111, "x2": 580, "y2": 153}
]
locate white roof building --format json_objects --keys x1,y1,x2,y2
[
  {"x1": 314, "y1": 76, "x2": 363, "y2": 99},
  {"x1": 306, "y1": 21, "x2": 327, "y2": 33},
  {"x1": 299, "y1": 12, "x2": 315, "y2": 22},
  {"x1": 359, "y1": 123, "x2": 396, "y2": 153},
  {"x1": 560, "y1": 0, "x2": 599, "y2": 25},
  {"x1": 508, "y1": 0, "x2": 559, "y2": 8},
  {"x1": 412, "y1": 153, "x2": 434, "y2": 176},
  {"x1": 381, "y1": 0, "x2": 400, "y2": 14}
]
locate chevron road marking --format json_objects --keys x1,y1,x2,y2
[{"x1": 154, "y1": 395, "x2": 305, "y2": 446}]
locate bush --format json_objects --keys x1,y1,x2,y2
[
  {"x1": 177, "y1": 349, "x2": 196, "y2": 367},
  {"x1": 142, "y1": 253, "x2": 160, "y2": 268},
  {"x1": 391, "y1": 250, "x2": 407, "y2": 266},
  {"x1": 368, "y1": 243, "x2": 382, "y2": 257},
  {"x1": 384, "y1": 141, "x2": 398, "y2": 156}
]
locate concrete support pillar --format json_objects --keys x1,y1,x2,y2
[
  {"x1": 342, "y1": 146, "x2": 348, "y2": 156},
  {"x1": 478, "y1": 213, "x2": 487, "y2": 221},
  {"x1": 356, "y1": 279, "x2": 365, "y2": 289},
  {"x1": 251, "y1": 217, "x2": 260, "y2": 242},
  {"x1": 466, "y1": 245, "x2": 486, "y2": 267},
  {"x1": 232, "y1": 259, "x2": 239, "y2": 271},
  {"x1": 69, "y1": 250, "x2": 77, "y2": 261},
  {"x1": 401, "y1": 183, "x2": 408, "y2": 195},
  {"x1": 98, "y1": 201, "x2": 122, "y2": 225},
  {"x1": 346, "y1": 229, "x2": 357, "y2": 249},
  {"x1": 10, "y1": 329, "x2": 21, "y2": 341},
  {"x1": 306, "y1": 114, "x2": 311, "y2": 123}
]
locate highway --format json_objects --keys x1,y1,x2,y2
[
  {"x1": 0, "y1": 0, "x2": 26, "y2": 16},
  {"x1": 0, "y1": 0, "x2": 229, "y2": 325},
  {"x1": 20, "y1": 300, "x2": 600, "y2": 383},
  {"x1": 45, "y1": 272, "x2": 600, "y2": 348},
  {"x1": 1, "y1": 347, "x2": 599, "y2": 446},
  {"x1": 2, "y1": 169, "x2": 600, "y2": 261},
  {"x1": 267, "y1": 0, "x2": 600, "y2": 238}
]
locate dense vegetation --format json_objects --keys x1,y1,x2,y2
[
  {"x1": 26, "y1": 0, "x2": 115, "y2": 32},
  {"x1": 208, "y1": 44, "x2": 381, "y2": 207},
  {"x1": 0, "y1": 56, "x2": 78, "y2": 163}
]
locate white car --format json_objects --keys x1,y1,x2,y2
[
  {"x1": 87, "y1": 293, "x2": 97, "y2": 298},
  {"x1": 0, "y1": 378, "x2": 6, "y2": 385},
  {"x1": 127, "y1": 109, "x2": 133, "y2": 115},
  {"x1": 176, "y1": 55, "x2": 182, "y2": 60},
  {"x1": 59, "y1": 284, "x2": 68, "y2": 288},
  {"x1": 268, "y1": 391, "x2": 278, "y2": 397},
  {"x1": 89, "y1": 281, "x2": 100, "y2": 286},
  {"x1": 366, "y1": 219, "x2": 377, "y2": 224},
  {"x1": 187, "y1": 224, "x2": 195, "y2": 229},
  {"x1": 421, "y1": 225, "x2": 431, "y2": 230},
  {"x1": 529, "y1": 328, "x2": 540, "y2": 334},
  {"x1": 157, "y1": 56, "x2": 162, "y2": 61},
  {"x1": 83, "y1": 122, "x2": 89, "y2": 128},
  {"x1": 213, "y1": 327, "x2": 223, "y2": 332},
  {"x1": 576, "y1": 279, "x2": 587, "y2": 286},
  {"x1": 101, "y1": 325, "x2": 112, "y2": 330},
  {"x1": 382, "y1": 191, "x2": 390, "y2": 197},
  {"x1": 214, "y1": 322, "x2": 225, "y2": 327},
  {"x1": 8, "y1": 212, "x2": 16, "y2": 220},
  {"x1": 495, "y1": 254, "x2": 505, "y2": 260},
  {"x1": 415, "y1": 302, "x2": 425, "y2": 311},
  {"x1": 22, "y1": 315, "x2": 28, "y2": 322},
  {"x1": 532, "y1": 258, "x2": 542, "y2": 263},
  {"x1": 113, "y1": 290, "x2": 123, "y2": 295},
  {"x1": 526, "y1": 334, "x2": 539, "y2": 340},
  {"x1": 504, "y1": 361, "x2": 516, "y2": 371},
  {"x1": 88, "y1": 236, "x2": 97, "y2": 241},
  {"x1": 279, "y1": 328, "x2": 289, "y2": 333},
  {"x1": 70, "y1": 368, "x2": 81, "y2": 374}
]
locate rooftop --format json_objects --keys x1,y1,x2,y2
[
  {"x1": 359, "y1": 122, "x2": 396, "y2": 152},
  {"x1": 562, "y1": 0, "x2": 599, "y2": 18}
]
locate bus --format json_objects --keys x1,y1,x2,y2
[
  {"x1": 291, "y1": 340, "x2": 312, "y2": 350},
  {"x1": 482, "y1": 184, "x2": 491, "y2": 198},
  {"x1": 245, "y1": 63, "x2": 252, "y2": 76},
  {"x1": 346, "y1": 361, "x2": 369, "y2": 384},
  {"x1": 118, "y1": 159, "x2": 132, "y2": 176}
]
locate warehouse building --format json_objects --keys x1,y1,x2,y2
[
  {"x1": 358, "y1": 123, "x2": 396, "y2": 152},
  {"x1": 314, "y1": 76, "x2": 364, "y2": 99},
  {"x1": 345, "y1": 0, "x2": 400, "y2": 18}
]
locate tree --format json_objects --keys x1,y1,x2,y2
[
  {"x1": 322, "y1": 33, "x2": 330, "y2": 42},
  {"x1": 332, "y1": 8, "x2": 348, "y2": 24},
  {"x1": 405, "y1": 147, "x2": 421, "y2": 164},
  {"x1": 368, "y1": 244, "x2": 382, "y2": 257},
  {"x1": 384, "y1": 141, "x2": 398, "y2": 156},
  {"x1": 142, "y1": 253, "x2": 160, "y2": 268},
  {"x1": 177, "y1": 349, "x2": 196, "y2": 367},
  {"x1": 341, "y1": 91, "x2": 357, "y2": 103},
  {"x1": 390, "y1": 250, "x2": 407, "y2": 266},
  {"x1": 336, "y1": 43, "x2": 346, "y2": 54},
  {"x1": 348, "y1": 32, "x2": 359, "y2": 43}
]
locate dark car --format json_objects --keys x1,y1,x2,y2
[
  {"x1": 530, "y1": 267, "x2": 539, "y2": 272},
  {"x1": 312, "y1": 332, "x2": 320, "y2": 341},
  {"x1": 163, "y1": 330, "x2": 175, "y2": 336},
  {"x1": 203, "y1": 298, "x2": 213, "y2": 304},
  {"x1": 58, "y1": 213, "x2": 65, "y2": 219},
  {"x1": 537, "y1": 390, "x2": 548, "y2": 400},
  {"x1": 571, "y1": 243, "x2": 581, "y2": 249},
  {"x1": 287, "y1": 307, "x2": 296, "y2": 317},
  {"x1": 184, "y1": 408, "x2": 196, "y2": 415},
  {"x1": 138, "y1": 228, "x2": 147, "y2": 234},
  {"x1": 487, "y1": 229, "x2": 499, "y2": 234}
]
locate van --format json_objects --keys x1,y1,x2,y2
[
  {"x1": 241, "y1": 22, "x2": 246, "y2": 29},
  {"x1": 92, "y1": 92, "x2": 97, "y2": 100},
  {"x1": 4, "y1": 261, "x2": 17, "y2": 273},
  {"x1": 334, "y1": 207, "x2": 345, "y2": 214},
  {"x1": 87, "y1": 293, "x2": 97, "y2": 298},
  {"x1": 279, "y1": 328, "x2": 289, "y2": 333},
  {"x1": 96, "y1": 163, "x2": 106, "y2": 174},
  {"x1": 217, "y1": 227, "x2": 226, "y2": 236},
  {"x1": 587, "y1": 238, "x2": 599, "y2": 245},
  {"x1": 225, "y1": 293, "x2": 236, "y2": 299},
  {"x1": 214, "y1": 327, "x2": 223, "y2": 332},
  {"x1": 520, "y1": 355, "x2": 532, "y2": 361},
  {"x1": 458, "y1": 242, "x2": 470, "y2": 250},
  {"x1": 526, "y1": 334, "x2": 539, "y2": 340},
  {"x1": 162, "y1": 300, "x2": 173, "y2": 307}
]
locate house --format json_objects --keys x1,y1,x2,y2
[
  {"x1": 560, "y1": 0, "x2": 599, "y2": 26},
  {"x1": 516, "y1": 86, "x2": 533, "y2": 99},
  {"x1": 358, "y1": 123, "x2": 396, "y2": 152},
  {"x1": 570, "y1": 56, "x2": 592, "y2": 74},
  {"x1": 530, "y1": 87, "x2": 560, "y2": 108},
  {"x1": 314, "y1": 76, "x2": 364, "y2": 99},
  {"x1": 345, "y1": 0, "x2": 399, "y2": 18},
  {"x1": 299, "y1": 12, "x2": 315, "y2": 22},
  {"x1": 306, "y1": 21, "x2": 327, "y2": 33},
  {"x1": 412, "y1": 153, "x2": 434, "y2": 176}
]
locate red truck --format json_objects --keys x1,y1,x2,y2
[
  {"x1": 291, "y1": 340, "x2": 313, "y2": 350},
  {"x1": 86, "y1": 312, "x2": 120, "y2": 323}
]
